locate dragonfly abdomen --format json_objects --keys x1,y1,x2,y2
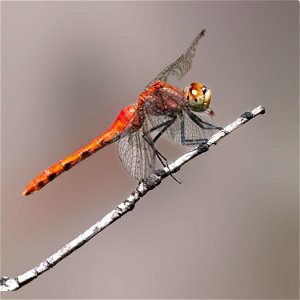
[
  {"x1": 22, "y1": 104, "x2": 139, "y2": 196},
  {"x1": 22, "y1": 140, "x2": 104, "y2": 196}
]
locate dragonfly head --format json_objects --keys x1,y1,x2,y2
[{"x1": 184, "y1": 82, "x2": 211, "y2": 112}]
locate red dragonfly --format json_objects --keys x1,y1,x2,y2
[{"x1": 22, "y1": 29, "x2": 221, "y2": 196}]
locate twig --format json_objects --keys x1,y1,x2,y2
[{"x1": 0, "y1": 105, "x2": 265, "y2": 292}]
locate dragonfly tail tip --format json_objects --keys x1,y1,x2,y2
[
  {"x1": 22, "y1": 190, "x2": 29, "y2": 197},
  {"x1": 22, "y1": 186, "x2": 34, "y2": 197}
]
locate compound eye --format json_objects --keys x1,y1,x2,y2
[{"x1": 202, "y1": 86, "x2": 207, "y2": 94}]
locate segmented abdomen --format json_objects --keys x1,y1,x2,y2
[{"x1": 22, "y1": 104, "x2": 139, "y2": 196}]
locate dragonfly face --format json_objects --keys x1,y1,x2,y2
[{"x1": 184, "y1": 82, "x2": 211, "y2": 112}]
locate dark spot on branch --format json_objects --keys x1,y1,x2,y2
[
  {"x1": 123, "y1": 200, "x2": 135, "y2": 211},
  {"x1": 241, "y1": 112, "x2": 253, "y2": 119},
  {"x1": 197, "y1": 143, "x2": 209, "y2": 153}
]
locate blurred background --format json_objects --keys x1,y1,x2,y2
[{"x1": 1, "y1": 2, "x2": 298, "y2": 299}]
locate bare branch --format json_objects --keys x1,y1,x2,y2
[{"x1": 0, "y1": 105, "x2": 265, "y2": 292}]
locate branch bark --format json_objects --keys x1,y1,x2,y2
[{"x1": 0, "y1": 105, "x2": 265, "y2": 292}]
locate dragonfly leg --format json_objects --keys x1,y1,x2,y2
[
  {"x1": 178, "y1": 114, "x2": 207, "y2": 145},
  {"x1": 180, "y1": 111, "x2": 222, "y2": 145},
  {"x1": 187, "y1": 110, "x2": 223, "y2": 130},
  {"x1": 142, "y1": 117, "x2": 177, "y2": 143},
  {"x1": 154, "y1": 149, "x2": 182, "y2": 184},
  {"x1": 142, "y1": 116, "x2": 177, "y2": 145},
  {"x1": 142, "y1": 117, "x2": 181, "y2": 183},
  {"x1": 142, "y1": 116, "x2": 176, "y2": 163}
]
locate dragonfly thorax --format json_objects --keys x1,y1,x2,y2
[{"x1": 184, "y1": 82, "x2": 211, "y2": 112}]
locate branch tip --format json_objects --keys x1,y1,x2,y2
[{"x1": 0, "y1": 276, "x2": 20, "y2": 292}]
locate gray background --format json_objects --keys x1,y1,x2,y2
[{"x1": 1, "y1": 1, "x2": 299, "y2": 299}]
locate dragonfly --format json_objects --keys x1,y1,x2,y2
[{"x1": 22, "y1": 29, "x2": 221, "y2": 196}]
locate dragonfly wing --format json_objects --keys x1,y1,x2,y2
[
  {"x1": 146, "y1": 110, "x2": 219, "y2": 145},
  {"x1": 179, "y1": 110, "x2": 220, "y2": 143},
  {"x1": 146, "y1": 30, "x2": 206, "y2": 88},
  {"x1": 117, "y1": 128, "x2": 155, "y2": 180}
]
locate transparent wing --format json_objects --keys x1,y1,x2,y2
[
  {"x1": 174, "y1": 110, "x2": 220, "y2": 144},
  {"x1": 118, "y1": 109, "x2": 219, "y2": 179},
  {"x1": 117, "y1": 86, "x2": 184, "y2": 180},
  {"x1": 117, "y1": 126, "x2": 155, "y2": 180},
  {"x1": 146, "y1": 110, "x2": 220, "y2": 145},
  {"x1": 146, "y1": 29, "x2": 206, "y2": 88}
]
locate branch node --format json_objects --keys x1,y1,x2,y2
[
  {"x1": 241, "y1": 111, "x2": 254, "y2": 119},
  {"x1": 141, "y1": 174, "x2": 162, "y2": 190},
  {"x1": 123, "y1": 199, "x2": 135, "y2": 211},
  {"x1": 155, "y1": 168, "x2": 167, "y2": 177},
  {"x1": 197, "y1": 142, "x2": 209, "y2": 153}
]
